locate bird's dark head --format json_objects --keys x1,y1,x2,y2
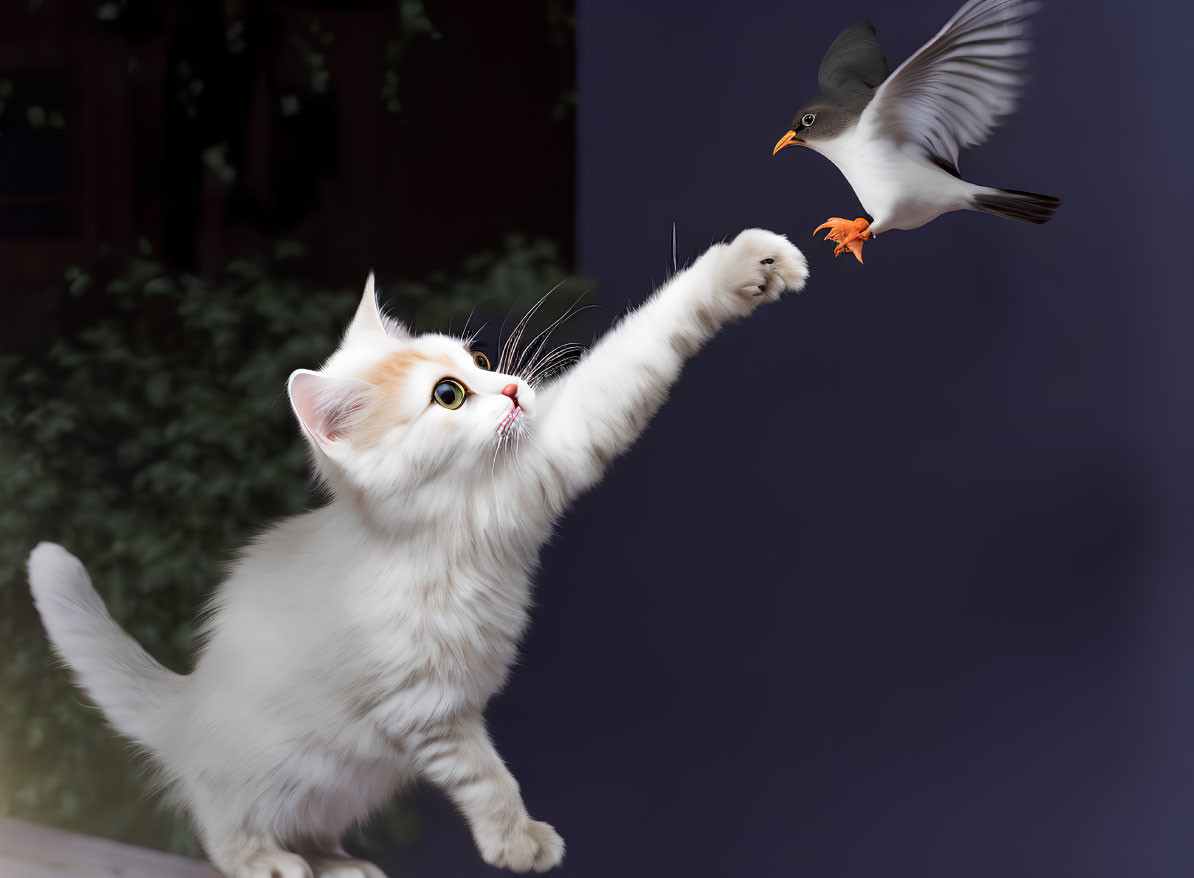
[
  {"x1": 773, "y1": 100, "x2": 855, "y2": 154},
  {"x1": 773, "y1": 18, "x2": 888, "y2": 156}
]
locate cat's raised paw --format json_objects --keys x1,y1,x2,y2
[
  {"x1": 718, "y1": 228, "x2": 809, "y2": 308},
  {"x1": 476, "y1": 819, "x2": 565, "y2": 873}
]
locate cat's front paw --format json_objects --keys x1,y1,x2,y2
[
  {"x1": 234, "y1": 850, "x2": 314, "y2": 878},
  {"x1": 476, "y1": 819, "x2": 565, "y2": 873},
  {"x1": 717, "y1": 228, "x2": 808, "y2": 309},
  {"x1": 309, "y1": 856, "x2": 389, "y2": 878}
]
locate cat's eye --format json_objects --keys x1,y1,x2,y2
[
  {"x1": 801, "y1": 113, "x2": 816, "y2": 127},
  {"x1": 472, "y1": 351, "x2": 490, "y2": 370},
  {"x1": 433, "y1": 379, "x2": 467, "y2": 410}
]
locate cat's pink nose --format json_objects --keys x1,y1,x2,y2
[{"x1": 501, "y1": 383, "x2": 520, "y2": 403}]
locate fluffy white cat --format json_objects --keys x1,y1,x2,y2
[{"x1": 27, "y1": 229, "x2": 807, "y2": 878}]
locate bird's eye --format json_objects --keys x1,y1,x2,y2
[
  {"x1": 433, "y1": 379, "x2": 467, "y2": 410},
  {"x1": 472, "y1": 351, "x2": 490, "y2": 370},
  {"x1": 801, "y1": 113, "x2": 816, "y2": 127}
]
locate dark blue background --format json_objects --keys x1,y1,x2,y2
[{"x1": 386, "y1": 1, "x2": 1194, "y2": 875}]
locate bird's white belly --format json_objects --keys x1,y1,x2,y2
[{"x1": 814, "y1": 127, "x2": 972, "y2": 235}]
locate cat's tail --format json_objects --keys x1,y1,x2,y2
[{"x1": 27, "y1": 542, "x2": 185, "y2": 748}]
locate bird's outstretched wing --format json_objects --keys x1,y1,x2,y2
[
  {"x1": 866, "y1": 0, "x2": 1037, "y2": 169},
  {"x1": 817, "y1": 20, "x2": 890, "y2": 107}
]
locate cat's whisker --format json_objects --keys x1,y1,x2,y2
[
  {"x1": 509, "y1": 433, "x2": 528, "y2": 482},
  {"x1": 522, "y1": 341, "x2": 583, "y2": 388},
  {"x1": 492, "y1": 294, "x2": 527, "y2": 377},
  {"x1": 514, "y1": 296, "x2": 595, "y2": 378},
  {"x1": 503, "y1": 296, "x2": 558, "y2": 376},
  {"x1": 525, "y1": 343, "x2": 586, "y2": 387},
  {"x1": 460, "y1": 305, "x2": 479, "y2": 342},
  {"x1": 526, "y1": 341, "x2": 585, "y2": 376},
  {"x1": 517, "y1": 298, "x2": 594, "y2": 377},
  {"x1": 463, "y1": 320, "x2": 490, "y2": 350},
  {"x1": 490, "y1": 417, "x2": 508, "y2": 482},
  {"x1": 498, "y1": 284, "x2": 561, "y2": 375},
  {"x1": 512, "y1": 294, "x2": 581, "y2": 376},
  {"x1": 671, "y1": 221, "x2": 678, "y2": 275}
]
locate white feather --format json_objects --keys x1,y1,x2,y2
[
  {"x1": 868, "y1": 0, "x2": 1038, "y2": 167},
  {"x1": 809, "y1": 123, "x2": 979, "y2": 234}
]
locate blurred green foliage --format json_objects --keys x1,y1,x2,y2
[{"x1": 0, "y1": 236, "x2": 577, "y2": 854}]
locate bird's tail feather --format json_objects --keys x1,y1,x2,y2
[
  {"x1": 27, "y1": 542, "x2": 185, "y2": 749},
  {"x1": 972, "y1": 188, "x2": 1061, "y2": 224}
]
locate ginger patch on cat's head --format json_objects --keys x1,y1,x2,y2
[{"x1": 354, "y1": 349, "x2": 459, "y2": 446}]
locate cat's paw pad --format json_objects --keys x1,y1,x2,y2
[
  {"x1": 309, "y1": 856, "x2": 388, "y2": 878},
  {"x1": 476, "y1": 819, "x2": 565, "y2": 873},
  {"x1": 237, "y1": 850, "x2": 314, "y2": 878},
  {"x1": 719, "y1": 228, "x2": 809, "y2": 306}
]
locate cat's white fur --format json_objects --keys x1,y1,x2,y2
[{"x1": 28, "y1": 229, "x2": 807, "y2": 878}]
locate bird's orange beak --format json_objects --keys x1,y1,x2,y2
[{"x1": 772, "y1": 130, "x2": 804, "y2": 155}]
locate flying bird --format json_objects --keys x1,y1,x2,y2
[{"x1": 772, "y1": 0, "x2": 1059, "y2": 263}]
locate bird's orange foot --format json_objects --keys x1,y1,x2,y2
[{"x1": 813, "y1": 217, "x2": 872, "y2": 264}]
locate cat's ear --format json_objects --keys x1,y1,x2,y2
[
  {"x1": 288, "y1": 369, "x2": 374, "y2": 451},
  {"x1": 344, "y1": 272, "x2": 409, "y2": 343}
]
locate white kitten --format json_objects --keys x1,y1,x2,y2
[{"x1": 28, "y1": 229, "x2": 807, "y2": 878}]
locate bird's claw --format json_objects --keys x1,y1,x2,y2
[
  {"x1": 812, "y1": 217, "x2": 872, "y2": 264},
  {"x1": 840, "y1": 238, "x2": 866, "y2": 262}
]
